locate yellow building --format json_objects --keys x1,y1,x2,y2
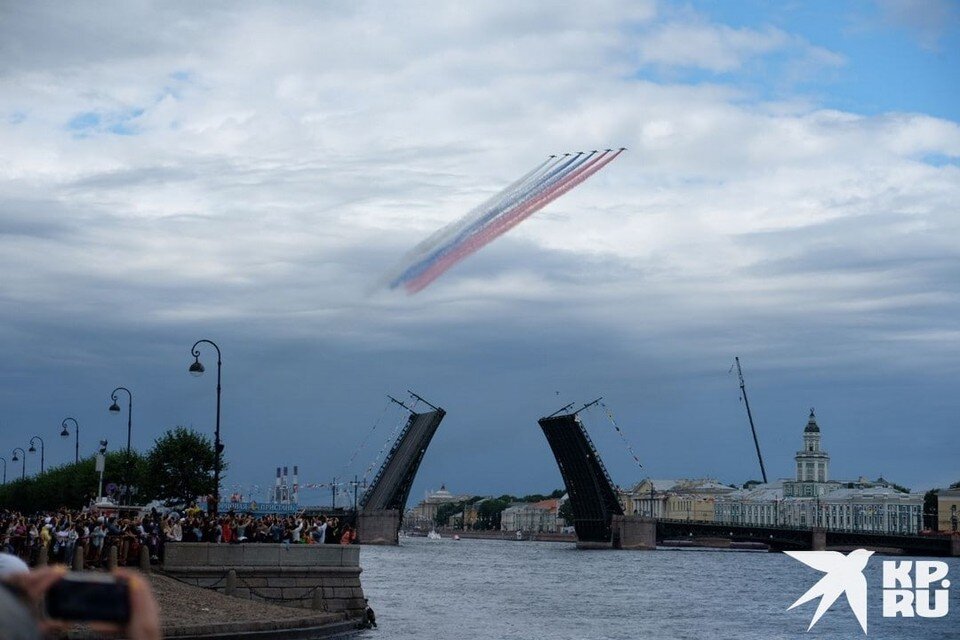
[
  {"x1": 621, "y1": 478, "x2": 734, "y2": 521},
  {"x1": 938, "y1": 488, "x2": 960, "y2": 533}
]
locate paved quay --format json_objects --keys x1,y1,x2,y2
[{"x1": 64, "y1": 574, "x2": 358, "y2": 639}]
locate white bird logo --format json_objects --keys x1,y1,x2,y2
[{"x1": 785, "y1": 549, "x2": 874, "y2": 634}]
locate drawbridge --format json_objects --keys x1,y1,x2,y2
[
  {"x1": 356, "y1": 393, "x2": 446, "y2": 543},
  {"x1": 539, "y1": 403, "x2": 623, "y2": 545}
]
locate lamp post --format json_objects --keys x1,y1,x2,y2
[
  {"x1": 108, "y1": 387, "x2": 133, "y2": 453},
  {"x1": 11, "y1": 448, "x2": 26, "y2": 480},
  {"x1": 189, "y1": 339, "x2": 222, "y2": 518},
  {"x1": 109, "y1": 387, "x2": 133, "y2": 504},
  {"x1": 350, "y1": 475, "x2": 367, "y2": 512},
  {"x1": 61, "y1": 417, "x2": 80, "y2": 463},
  {"x1": 28, "y1": 436, "x2": 44, "y2": 474},
  {"x1": 0, "y1": 457, "x2": 6, "y2": 483}
]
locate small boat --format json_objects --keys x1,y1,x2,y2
[
  {"x1": 453, "y1": 534, "x2": 460, "y2": 541},
  {"x1": 427, "y1": 530, "x2": 442, "y2": 540}
]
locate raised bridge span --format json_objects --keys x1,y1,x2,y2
[
  {"x1": 538, "y1": 411, "x2": 623, "y2": 545},
  {"x1": 356, "y1": 400, "x2": 446, "y2": 545}
]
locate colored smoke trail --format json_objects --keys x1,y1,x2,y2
[{"x1": 385, "y1": 149, "x2": 624, "y2": 294}]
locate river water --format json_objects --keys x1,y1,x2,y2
[{"x1": 357, "y1": 537, "x2": 958, "y2": 640}]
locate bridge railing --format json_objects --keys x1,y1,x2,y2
[{"x1": 655, "y1": 517, "x2": 945, "y2": 539}]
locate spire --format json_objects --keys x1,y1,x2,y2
[{"x1": 804, "y1": 407, "x2": 820, "y2": 433}]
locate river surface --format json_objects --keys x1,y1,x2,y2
[{"x1": 357, "y1": 537, "x2": 958, "y2": 640}]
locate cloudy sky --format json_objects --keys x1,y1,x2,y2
[{"x1": 1, "y1": 1, "x2": 957, "y2": 504}]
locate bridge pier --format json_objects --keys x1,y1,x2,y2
[
  {"x1": 357, "y1": 509, "x2": 400, "y2": 545},
  {"x1": 612, "y1": 515, "x2": 656, "y2": 550},
  {"x1": 811, "y1": 528, "x2": 826, "y2": 551}
]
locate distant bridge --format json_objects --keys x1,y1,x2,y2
[
  {"x1": 656, "y1": 519, "x2": 958, "y2": 556},
  {"x1": 538, "y1": 407, "x2": 958, "y2": 556},
  {"x1": 356, "y1": 396, "x2": 446, "y2": 544}
]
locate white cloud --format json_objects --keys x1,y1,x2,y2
[
  {"x1": 633, "y1": 21, "x2": 844, "y2": 74},
  {"x1": 0, "y1": 0, "x2": 956, "y2": 371}
]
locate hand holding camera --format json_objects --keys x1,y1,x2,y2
[{"x1": 3, "y1": 567, "x2": 161, "y2": 640}]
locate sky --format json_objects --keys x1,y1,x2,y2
[{"x1": 0, "y1": 1, "x2": 958, "y2": 505}]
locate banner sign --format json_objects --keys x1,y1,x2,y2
[{"x1": 218, "y1": 501, "x2": 300, "y2": 515}]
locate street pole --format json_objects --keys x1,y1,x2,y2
[
  {"x1": 0, "y1": 457, "x2": 6, "y2": 483},
  {"x1": 189, "y1": 339, "x2": 223, "y2": 518},
  {"x1": 61, "y1": 417, "x2": 80, "y2": 463},
  {"x1": 109, "y1": 387, "x2": 133, "y2": 504},
  {"x1": 12, "y1": 448, "x2": 25, "y2": 480},
  {"x1": 29, "y1": 436, "x2": 44, "y2": 474},
  {"x1": 109, "y1": 387, "x2": 133, "y2": 453}
]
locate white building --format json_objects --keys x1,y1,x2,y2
[
  {"x1": 715, "y1": 410, "x2": 922, "y2": 534},
  {"x1": 405, "y1": 484, "x2": 470, "y2": 528},
  {"x1": 500, "y1": 499, "x2": 562, "y2": 533}
]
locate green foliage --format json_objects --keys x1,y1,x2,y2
[
  {"x1": 0, "y1": 427, "x2": 220, "y2": 511},
  {"x1": 434, "y1": 501, "x2": 464, "y2": 527},
  {"x1": 923, "y1": 489, "x2": 940, "y2": 529},
  {"x1": 475, "y1": 497, "x2": 511, "y2": 530},
  {"x1": 141, "y1": 427, "x2": 223, "y2": 507},
  {"x1": 558, "y1": 499, "x2": 574, "y2": 525},
  {"x1": 0, "y1": 450, "x2": 146, "y2": 513},
  {"x1": 889, "y1": 482, "x2": 910, "y2": 494}
]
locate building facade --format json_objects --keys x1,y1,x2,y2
[
  {"x1": 621, "y1": 479, "x2": 735, "y2": 521},
  {"x1": 938, "y1": 488, "x2": 960, "y2": 533},
  {"x1": 500, "y1": 499, "x2": 562, "y2": 533},
  {"x1": 715, "y1": 410, "x2": 922, "y2": 534},
  {"x1": 405, "y1": 485, "x2": 469, "y2": 528}
]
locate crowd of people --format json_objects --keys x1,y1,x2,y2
[
  {"x1": 1, "y1": 505, "x2": 357, "y2": 569},
  {"x1": 1, "y1": 505, "x2": 374, "y2": 639}
]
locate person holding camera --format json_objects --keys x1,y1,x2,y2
[{"x1": 0, "y1": 564, "x2": 161, "y2": 640}]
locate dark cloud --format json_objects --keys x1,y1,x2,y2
[{"x1": 0, "y1": 1, "x2": 957, "y2": 503}]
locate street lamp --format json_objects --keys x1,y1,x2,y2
[
  {"x1": 61, "y1": 417, "x2": 80, "y2": 463},
  {"x1": 11, "y1": 448, "x2": 26, "y2": 480},
  {"x1": 28, "y1": 436, "x2": 44, "y2": 474},
  {"x1": 189, "y1": 339, "x2": 223, "y2": 518},
  {"x1": 108, "y1": 387, "x2": 133, "y2": 453},
  {"x1": 0, "y1": 457, "x2": 6, "y2": 483}
]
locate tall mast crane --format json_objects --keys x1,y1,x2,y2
[{"x1": 734, "y1": 357, "x2": 768, "y2": 484}]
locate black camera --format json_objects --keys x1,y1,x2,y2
[{"x1": 45, "y1": 573, "x2": 131, "y2": 624}]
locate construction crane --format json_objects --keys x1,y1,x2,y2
[{"x1": 734, "y1": 357, "x2": 768, "y2": 484}]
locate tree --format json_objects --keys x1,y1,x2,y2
[
  {"x1": 141, "y1": 427, "x2": 223, "y2": 507},
  {"x1": 923, "y1": 489, "x2": 940, "y2": 530},
  {"x1": 558, "y1": 499, "x2": 574, "y2": 526},
  {"x1": 0, "y1": 450, "x2": 146, "y2": 512},
  {"x1": 435, "y1": 501, "x2": 464, "y2": 527}
]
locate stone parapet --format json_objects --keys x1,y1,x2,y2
[{"x1": 162, "y1": 544, "x2": 364, "y2": 618}]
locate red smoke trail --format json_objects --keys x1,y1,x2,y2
[{"x1": 407, "y1": 149, "x2": 623, "y2": 293}]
